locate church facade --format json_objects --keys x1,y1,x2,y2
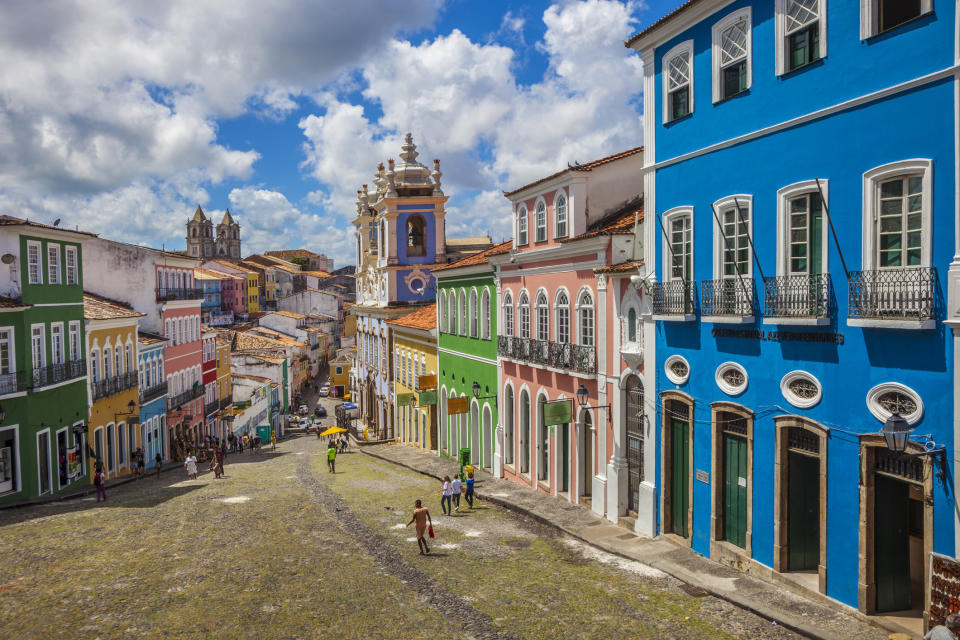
[{"x1": 186, "y1": 206, "x2": 241, "y2": 260}]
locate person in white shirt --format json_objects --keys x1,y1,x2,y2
[
  {"x1": 184, "y1": 453, "x2": 198, "y2": 480},
  {"x1": 440, "y1": 475, "x2": 453, "y2": 515},
  {"x1": 927, "y1": 614, "x2": 960, "y2": 640},
  {"x1": 450, "y1": 476, "x2": 462, "y2": 512}
]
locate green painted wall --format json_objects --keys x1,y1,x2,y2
[{"x1": 436, "y1": 271, "x2": 498, "y2": 464}]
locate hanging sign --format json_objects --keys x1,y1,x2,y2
[
  {"x1": 447, "y1": 397, "x2": 469, "y2": 415},
  {"x1": 543, "y1": 400, "x2": 573, "y2": 426},
  {"x1": 418, "y1": 390, "x2": 437, "y2": 406},
  {"x1": 397, "y1": 393, "x2": 416, "y2": 407},
  {"x1": 419, "y1": 375, "x2": 437, "y2": 391}
]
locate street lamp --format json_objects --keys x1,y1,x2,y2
[
  {"x1": 576, "y1": 384, "x2": 612, "y2": 422},
  {"x1": 880, "y1": 410, "x2": 947, "y2": 483},
  {"x1": 471, "y1": 381, "x2": 497, "y2": 408}
]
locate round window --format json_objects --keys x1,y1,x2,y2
[
  {"x1": 715, "y1": 362, "x2": 748, "y2": 396},
  {"x1": 409, "y1": 279, "x2": 425, "y2": 294},
  {"x1": 664, "y1": 355, "x2": 690, "y2": 385},
  {"x1": 780, "y1": 370, "x2": 822, "y2": 409},
  {"x1": 867, "y1": 382, "x2": 923, "y2": 424}
]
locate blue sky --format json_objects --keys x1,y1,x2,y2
[{"x1": 0, "y1": 0, "x2": 687, "y2": 267}]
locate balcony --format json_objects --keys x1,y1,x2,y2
[
  {"x1": 205, "y1": 399, "x2": 219, "y2": 416},
  {"x1": 848, "y1": 267, "x2": 937, "y2": 328},
  {"x1": 651, "y1": 280, "x2": 696, "y2": 320},
  {"x1": 168, "y1": 384, "x2": 204, "y2": 410},
  {"x1": 33, "y1": 359, "x2": 86, "y2": 389},
  {"x1": 140, "y1": 381, "x2": 168, "y2": 405},
  {"x1": 155, "y1": 287, "x2": 202, "y2": 302},
  {"x1": 701, "y1": 278, "x2": 754, "y2": 322},
  {"x1": 218, "y1": 397, "x2": 233, "y2": 412},
  {"x1": 763, "y1": 274, "x2": 831, "y2": 325},
  {"x1": 91, "y1": 371, "x2": 139, "y2": 401},
  {"x1": 0, "y1": 370, "x2": 29, "y2": 395},
  {"x1": 497, "y1": 336, "x2": 596, "y2": 375}
]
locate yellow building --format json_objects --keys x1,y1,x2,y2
[
  {"x1": 243, "y1": 269, "x2": 260, "y2": 314},
  {"x1": 84, "y1": 294, "x2": 144, "y2": 480},
  {"x1": 388, "y1": 304, "x2": 437, "y2": 450},
  {"x1": 328, "y1": 353, "x2": 352, "y2": 398}
]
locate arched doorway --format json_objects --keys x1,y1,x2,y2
[
  {"x1": 471, "y1": 401, "x2": 480, "y2": 465},
  {"x1": 460, "y1": 396, "x2": 469, "y2": 457},
  {"x1": 537, "y1": 395, "x2": 548, "y2": 483},
  {"x1": 504, "y1": 386, "x2": 515, "y2": 468},
  {"x1": 624, "y1": 375, "x2": 644, "y2": 515},
  {"x1": 482, "y1": 405, "x2": 492, "y2": 470},
  {"x1": 579, "y1": 411, "x2": 593, "y2": 499},
  {"x1": 440, "y1": 389, "x2": 448, "y2": 455},
  {"x1": 519, "y1": 390, "x2": 530, "y2": 474}
]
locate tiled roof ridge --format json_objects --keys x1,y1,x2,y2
[
  {"x1": 625, "y1": 0, "x2": 700, "y2": 48},
  {"x1": 433, "y1": 240, "x2": 512, "y2": 272},
  {"x1": 560, "y1": 197, "x2": 643, "y2": 243},
  {"x1": 387, "y1": 303, "x2": 437, "y2": 330},
  {"x1": 83, "y1": 291, "x2": 144, "y2": 316},
  {"x1": 503, "y1": 146, "x2": 643, "y2": 197}
]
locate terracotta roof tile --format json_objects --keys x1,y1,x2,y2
[
  {"x1": 83, "y1": 293, "x2": 145, "y2": 320},
  {"x1": 271, "y1": 310, "x2": 306, "y2": 319},
  {"x1": 138, "y1": 331, "x2": 167, "y2": 345},
  {"x1": 594, "y1": 259, "x2": 645, "y2": 274},
  {"x1": 0, "y1": 296, "x2": 28, "y2": 309},
  {"x1": 233, "y1": 373, "x2": 272, "y2": 384},
  {"x1": 432, "y1": 241, "x2": 512, "y2": 272},
  {"x1": 504, "y1": 146, "x2": 643, "y2": 197},
  {"x1": 265, "y1": 249, "x2": 318, "y2": 259},
  {"x1": 387, "y1": 303, "x2": 437, "y2": 331},
  {"x1": 561, "y1": 200, "x2": 643, "y2": 243}
]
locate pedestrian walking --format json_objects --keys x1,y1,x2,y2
[
  {"x1": 94, "y1": 466, "x2": 106, "y2": 502},
  {"x1": 440, "y1": 475, "x2": 452, "y2": 515},
  {"x1": 213, "y1": 446, "x2": 225, "y2": 479},
  {"x1": 155, "y1": 452, "x2": 163, "y2": 479},
  {"x1": 271, "y1": 434, "x2": 276, "y2": 451},
  {"x1": 242, "y1": 434, "x2": 248, "y2": 452},
  {"x1": 926, "y1": 614, "x2": 960, "y2": 640},
  {"x1": 464, "y1": 471, "x2": 475, "y2": 508},
  {"x1": 450, "y1": 475, "x2": 462, "y2": 512},
  {"x1": 184, "y1": 452, "x2": 198, "y2": 480},
  {"x1": 238, "y1": 436, "x2": 244, "y2": 454},
  {"x1": 406, "y1": 499, "x2": 432, "y2": 556},
  {"x1": 327, "y1": 441, "x2": 337, "y2": 473},
  {"x1": 138, "y1": 449, "x2": 146, "y2": 478}
]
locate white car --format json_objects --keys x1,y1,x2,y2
[
  {"x1": 298, "y1": 417, "x2": 311, "y2": 430},
  {"x1": 298, "y1": 404, "x2": 308, "y2": 415},
  {"x1": 319, "y1": 386, "x2": 330, "y2": 397}
]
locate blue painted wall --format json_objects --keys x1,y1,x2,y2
[{"x1": 397, "y1": 210, "x2": 437, "y2": 265}]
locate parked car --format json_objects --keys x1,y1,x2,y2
[
  {"x1": 314, "y1": 405, "x2": 327, "y2": 418},
  {"x1": 298, "y1": 417, "x2": 311, "y2": 430},
  {"x1": 298, "y1": 404, "x2": 308, "y2": 415},
  {"x1": 319, "y1": 386, "x2": 330, "y2": 397}
]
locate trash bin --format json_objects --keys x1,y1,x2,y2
[{"x1": 458, "y1": 448, "x2": 471, "y2": 467}]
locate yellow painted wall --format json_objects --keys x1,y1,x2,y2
[
  {"x1": 247, "y1": 274, "x2": 260, "y2": 313},
  {"x1": 328, "y1": 359, "x2": 351, "y2": 397},
  {"x1": 392, "y1": 331, "x2": 437, "y2": 450}
]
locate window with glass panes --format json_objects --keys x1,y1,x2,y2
[
  {"x1": 785, "y1": 0, "x2": 819, "y2": 71},
  {"x1": 719, "y1": 17, "x2": 748, "y2": 99},
  {"x1": 667, "y1": 52, "x2": 691, "y2": 120},
  {"x1": 481, "y1": 289, "x2": 490, "y2": 339},
  {"x1": 502, "y1": 294, "x2": 514, "y2": 336},
  {"x1": 670, "y1": 215, "x2": 692, "y2": 281},
  {"x1": 518, "y1": 293, "x2": 530, "y2": 339},
  {"x1": 556, "y1": 292, "x2": 570, "y2": 343},
  {"x1": 788, "y1": 193, "x2": 823, "y2": 275},
  {"x1": 535, "y1": 202, "x2": 547, "y2": 242},
  {"x1": 518, "y1": 207, "x2": 528, "y2": 245},
  {"x1": 878, "y1": 176, "x2": 922, "y2": 268},
  {"x1": 0, "y1": 329, "x2": 11, "y2": 374},
  {"x1": 51, "y1": 324, "x2": 64, "y2": 365},
  {"x1": 555, "y1": 196, "x2": 568, "y2": 238},
  {"x1": 578, "y1": 292, "x2": 594, "y2": 347},
  {"x1": 536, "y1": 293, "x2": 548, "y2": 341},
  {"x1": 721, "y1": 206, "x2": 750, "y2": 277},
  {"x1": 879, "y1": 0, "x2": 925, "y2": 34},
  {"x1": 31, "y1": 325, "x2": 45, "y2": 370}
]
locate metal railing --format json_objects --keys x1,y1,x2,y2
[
  {"x1": 219, "y1": 397, "x2": 233, "y2": 412},
  {"x1": 651, "y1": 280, "x2": 696, "y2": 315},
  {"x1": 91, "y1": 371, "x2": 139, "y2": 401},
  {"x1": 32, "y1": 359, "x2": 86, "y2": 389},
  {"x1": 140, "y1": 381, "x2": 168, "y2": 404},
  {"x1": 701, "y1": 278, "x2": 754, "y2": 317},
  {"x1": 497, "y1": 336, "x2": 596, "y2": 375},
  {"x1": 763, "y1": 273, "x2": 831, "y2": 318},
  {"x1": 205, "y1": 399, "x2": 219, "y2": 416},
  {"x1": 168, "y1": 385, "x2": 204, "y2": 410},
  {"x1": 155, "y1": 287, "x2": 202, "y2": 302},
  {"x1": 0, "y1": 370, "x2": 28, "y2": 395},
  {"x1": 848, "y1": 267, "x2": 936, "y2": 321}
]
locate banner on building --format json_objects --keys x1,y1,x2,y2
[
  {"x1": 397, "y1": 393, "x2": 416, "y2": 407},
  {"x1": 447, "y1": 397, "x2": 469, "y2": 415},
  {"x1": 418, "y1": 390, "x2": 437, "y2": 406},
  {"x1": 543, "y1": 399, "x2": 573, "y2": 426},
  {"x1": 419, "y1": 375, "x2": 437, "y2": 391}
]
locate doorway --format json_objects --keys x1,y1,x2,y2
[
  {"x1": 56, "y1": 429, "x2": 68, "y2": 489},
  {"x1": 559, "y1": 422, "x2": 569, "y2": 494},
  {"x1": 482, "y1": 406, "x2": 492, "y2": 470},
  {"x1": 874, "y1": 473, "x2": 912, "y2": 612},
  {"x1": 661, "y1": 395, "x2": 692, "y2": 539},
  {"x1": 624, "y1": 375, "x2": 644, "y2": 514},
  {"x1": 711, "y1": 405, "x2": 753, "y2": 557},
  {"x1": 579, "y1": 412, "x2": 593, "y2": 499},
  {"x1": 37, "y1": 430, "x2": 51, "y2": 495},
  {"x1": 787, "y1": 450, "x2": 819, "y2": 570},
  {"x1": 722, "y1": 424, "x2": 748, "y2": 548}
]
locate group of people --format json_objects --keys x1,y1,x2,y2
[
  {"x1": 439, "y1": 471, "x2": 475, "y2": 515},
  {"x1": 90, "y1": 449, "x2": 166, "y2": 502}
]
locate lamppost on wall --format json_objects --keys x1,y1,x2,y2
[
  {"x1": 576, "y1": 384, "x2": 611, "y2": 422},
  {"x1": 471, "y1": 381, "x2": 497, "y2": 408},
  {"x1": 881, "y1": 410, "x2": 947, "y2": 483}
]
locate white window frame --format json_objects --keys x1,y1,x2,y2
[
  {"x1": 712, "y1": 195, "x2": 754, "y2": 280},
  {"x1": 517, "y1": 205, "x2": 529, "y2": 246},
  {"x1": 534, "y1": 199, "x2": 547, "y2": 243},
  {"x1": 30, "y1": 323, "x2": 45, "y2": 371},
  {"x1": 502, "y1": 291, "x2": 514, "y2": 337},
  {"x1": 469, "y1": 288, "x2": 478, "y2": 338},
  {"x1": 65, "y1": 246, "x2": 78, "y2": 286},
  {"x1": 47, "y1": 243, "x2": 61, "y2": 285},
  {"x1": 0, "y1": 423, "x2": 20, "y2": 495},
  {"x1": 0, "y1": 326, "x2": 14, "y2": 376},
  {"x1": 554, "y1": 192, "x2": 569, "y2": 239},
  {"x1": 535, "y1": 290, "x2": 549, "y2": 341},
  {"x1": 554, "y1": 289, "x2": 570, "y2": 343},
  {"x1": 576, "y1": 288, "x2": 595, "y2": 347},
  {"x1": 775, "y1": 0, "x2": 828, "y2": 75},
  {"x1": 459, "y1": 289, "x2": 467, "y2": 337},
  {"x1": 860, "y1": 0, "x2": 933, "y2": 40},
  {"x1": 866, "y1": 381, "x2": 924, "y2": 425},
  {"x1": 26, "y1": 240, "x2": 42, "y2": 285},
  {"x1": 711, "y1": 7, "x2": 753, "y2": 103},
  {"x1": 861, "y1": 159, "x2": 932, "y2": 271},
  {"x1": 438, "y1": 291, "x2": 446, "y2": 333},
  {"x1": 518, "y1": 291, "x2": 531, "y2": 339},
  {"x1": 715, "y1": 361, "x2": 749, "y2": 396},
  {"x1": 68, "y1": 321, "x2": 79, "y2": 361},
  {"x1": 776, "y1": 180, "x2": 829, "y2": 277},
  {"x1": 36, "y1": 427, "x2": 52, "y2": 496},
  {"x1": 664, "y1": 354, "x2": 691, "y2": 385},
  {"x1": 50, "y1": 322, "x2": 64, "y2": 365},
  {"x1": 55, "y1": 426, "x2": 68, "y2": 490},
  {"x1": 662, "y1": 206, "x2": 694, "y2": 283},
  {"x1": 780, "y1": 370, "x2": 823, "y2": 409},
  {"x1": 662, "y1": 39, "x2": 695, "y2": 123},
  {"x1": 480, "y1": 288, "x2": 491, "y2": 340}
]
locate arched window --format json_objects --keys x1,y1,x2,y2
[
  {"x1": 103, "y1": 347, "x2": 113, "y2": 379},
  {"x1": 627, "y1": 308, "x2": 637, "y2": 342},
  {"x1": 90, "y1": 349, "x2": 100, "y2": 383},
  {"x1": 448, "y1": 292, "x2": 457, "y2": 335},
  {"x1": 125, "y1": 343, "x2": 133, "y2": 372},
  {"x1": 555, "y1": 194, "x2": 568, "y2": 238},
  {"x1": 578, "y1": 290, "x2": 595, "y2": 347},
  {"x1": 504, "y1": 386, "x2": 515, "y2": 466},
  {"x1": 520, "y1": 390, "x2": 530, "y2": 474},
  {"x1": 480, "y1": 289, "x2": 491, "y2": 339},
  {"x1": 502, "y1": 292, "x2": 514, "y2": 336},
  {"x1": 555, "y1": 291, "x2": 570, "y2": 343},
  {"x1": 407, "y1": 215, "x2": 426, "y2": 257},
  {"x1": 517, "y1": 206, "x2": 529, "y2": 245},
  {"x1": 469, "y1": 289, "x2": 478, "y2": 338},
  {"x1": 459, "y1": 289, "x2": 467, "y2": 336},
  {"x1": 438, "y1": 291, "x2": 447, "y2": 333},
  {"x1": 518, "y1": 292, "x2": 530, "y2": 339},
  {"x1": 535, "y1": 292, "x2": 549, "y2": 341},
  {"x1": 535, "y1": 201, "x2": 547, "y2": 242},
  {"x1": 114, "y1": 345, "x2": 122, "y2": 376}
]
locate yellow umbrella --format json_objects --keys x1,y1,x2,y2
[{"x1": 319, "y1": 426, "x2": 347, "y2": 437}]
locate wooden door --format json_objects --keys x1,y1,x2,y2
[
  {"x1": 560, "y1": 423, "x2": 569, "y2": 493},
  {"x1": 723, "y1": 433, "x2": 748, "y2": 548},
  {"x1": 670, "y1": 418, "x2": 689, "y2": 537},
  {"x1": 875, "y1": 474, "x2": 911, "y2": 612},
  {"x1": 787, "y1": 451, "x2": 819, "y2": 570}
]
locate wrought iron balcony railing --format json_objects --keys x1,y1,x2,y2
[
  {"x1": 763, "y1": 273, "x2": 831, "y2": 319},
  {"x1": 701, "y1": 278, "x2": 754, "y2": 317},
  {"x1": 497, "y1": 336, "x2": 596, "y2": 375},
  {"x1": 848, "y1": 267, "x2": 936, "y2": 322},
  {"x1": 219, "y1": 397, "x2": 233, "y2": 412},
  {"x1": 33, "y1": 359, "x2": 86, "y2": 389},
  {"x1": 91, "y1": 371, "x2": 139, "y2": 401},
  {"x1": 651, "y1": 280, "x2": 696, "y2": 316},
  {"x1": 155, "y1": 287, "x2": 203, "y2": 302},
  {"x1": 205, "y1": 399, "x2": 219, "y2": 416},
  {"x1": 139, "y1": 381, "x2": 168, "y2": 405},
  {"x1": 0, "y1": 370, "x2": 29, "y2": 395},
  {"x1": 168, "y1": 385, "x2": 205, "y2": 410}
]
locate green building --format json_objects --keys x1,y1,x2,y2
[
  {"x1": 434, "y1": 242, "x2": 510, "y2": 469},
  {"x1": 0, "y1": 217, "x2": 94, "y2": 504}
]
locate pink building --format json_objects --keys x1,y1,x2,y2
[
  {"x1": 159, "y1": 269, "x2": 204, "y2": 451},
  {"x1": 202, "y1": 260, "x2": 248, "y2": 316},
  {"x1": 492, "y1": 146, "x2": 656, "y2": 535}
]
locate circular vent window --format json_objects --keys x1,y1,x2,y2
[
  {"x1": 780, "y1": 371, "x2": 822, "y2": 409},
  {"x1": 715, "y1": 362, "x2": 748, "y2": 396},
  {"x1": 867, "y1": 383, "x2": 923, "y2": 424},
  {"x1": 664, "y1": 355, "x2": 690, "y2": 385}
]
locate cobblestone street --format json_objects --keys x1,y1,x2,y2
[{"x1": 0, "y1": 435, "x2": 806, "y2": 639}]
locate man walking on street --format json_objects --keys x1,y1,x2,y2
[
  {"x1": 155, "y1": 452, "x2": 163, "y2": 479},
  {"x1": 327, "y1": 441, "x2": 336, "y2": 473},
  {"x1": 406, "y1": 499, "x2": 432, "y2": 556}
]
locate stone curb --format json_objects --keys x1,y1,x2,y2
[{"x1": 358, "y1": 445, "x2": 894, "y2": 640}]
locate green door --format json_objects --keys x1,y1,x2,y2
[
  {"x1": 723, "y1": 434, "x2": 748, "y2": 548},
  {"x1": 670, "y1": 418, "x2": 689, "y2": 537},
  {"x1": 560, "y1": 424, "x2": 569, "y2": 493},
  {"x1": 787, "y1": 452, "x2": 820, "y2": 571},
  {"x1": 875, "y1": 474, "x2": 911, "y2": 612}
]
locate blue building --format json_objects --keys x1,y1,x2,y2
[
  {"x1": 137, "y1": 331, "x2": 168, "y2": 467},
  {"x1": 628, "y1": 0, "x2": 957, "y2": 624}
]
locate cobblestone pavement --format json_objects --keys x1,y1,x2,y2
[{"x1": 0, "y1": 435, "x2": 806, "y2": 639}]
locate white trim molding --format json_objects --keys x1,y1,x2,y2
[
  {"x1": 715, "y1": 361, "x2": 748, "y2": 396},
  {"x1": 860, "y1": 0, "x2": 933, "y2": 40},
  {"x1": 665, "y1": 354, "x2": 691, "y2": 385},
  {"x1": 661, "y1": 206, "x2": 694, "y2": 284},
  {"x1": 712, "y1": 6, "x2": 753, "y2": 103},
  {"x1": 780, "y1": 370, "x2": 823, "y2": 409},
  {"x1": 775, "y1": 0, "x2": 827, "y2": 76},
  {"x1": 712, "y1": 194, "x2": 754, "y2": 280},
  {"x1": 776, "y1": 179, "x2": 830, "y2": 277},
  {"x1": 861, "y1": 158, "x2": 933, "y2": 271},
  {"x1": 662, "y1": 39, "x2": 695, "y2": 124},
  {"x1": 866, "y1": 381, "x2": 924, "y2": 425}
]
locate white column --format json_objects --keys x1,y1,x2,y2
[{"x1": 494, "y1": 275, "x2": 505, "y2": 478}]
